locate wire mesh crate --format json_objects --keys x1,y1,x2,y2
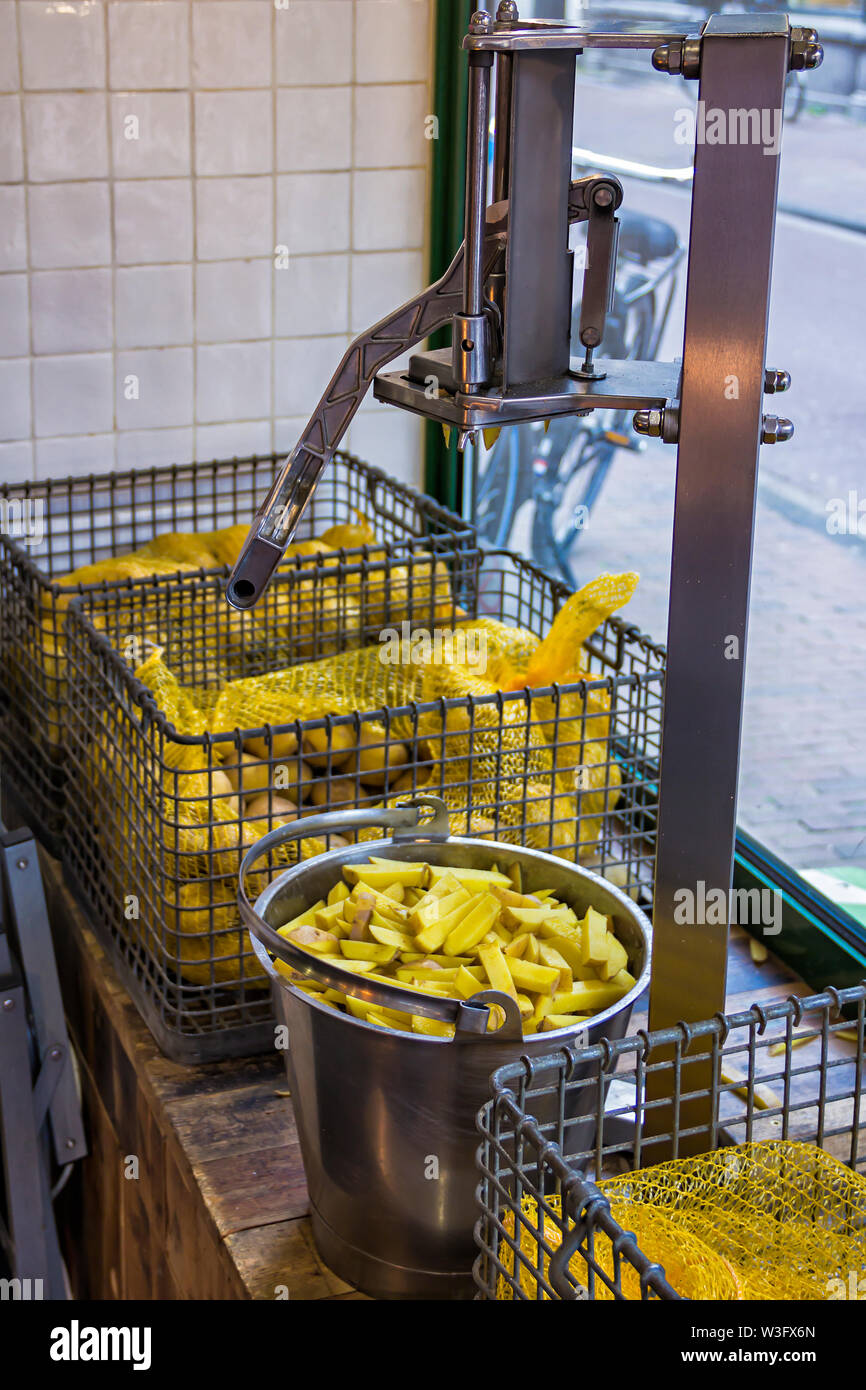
[
  {"x1": 475, "y1": 983, "x2": 866, "y2": 1300},
  {"x1": 0, "y1": 450, "x2": 474, "y2": 854},
  {"x1": 59, "y1": 548, "x2": 664, "y2": 1061}
]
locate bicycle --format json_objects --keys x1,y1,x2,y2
[{"x1": 474, "y1": 199, "x2": 684, "y2": 587}]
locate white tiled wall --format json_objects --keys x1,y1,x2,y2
[{"x1": 0, "y1": 0, "x2": 433, "y2": 487}]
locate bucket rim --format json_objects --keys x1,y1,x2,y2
[{"x1": 252, "y1": 834, "x2": 652, "y2": 1045}]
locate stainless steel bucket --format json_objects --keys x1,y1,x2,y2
[{"x1": 239, "y1": 796, "x2": 652, "y2": 1300}]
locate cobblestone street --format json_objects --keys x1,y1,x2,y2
[{"x1": 528, "y1": 438, "x2": 866, "y2": 876}]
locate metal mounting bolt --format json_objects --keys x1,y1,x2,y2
[
  {"x1": 652, "y1": 38, "x2": 701, "y2": 79},
  {"x1": 790, "y1": 28, "x2": 823, "y2": 71},
  {"x1": 49, "y1": 1046, "x2": 63, "y2": 1061},
  {"x1": 761, "y1": 415, "x2": 794, "y2": 444},
  {"x1": 764, "y1": 368, "x2": 791, "y2": 394},
  {"x1": 633, "y1": 406, "x2": 679, "y2": 444},
  {"x1": 470, "y1": 9, "x2": 493, "y2": 33},
  {"x1": 633, "y1": 408, "x2": 663, "y2": 438},
  {"x1": 593, "y1": 185, "x2": 614, "y2": 209},
  {"x1": 496, "y1": 0, "x2": 519, "y2": 21},
  {"x1": 2, "y1": 998, "x2": 14, "y2": 1011},
  {"x1": 16, "y1": 858, "x2": 28, "y2": 870}
]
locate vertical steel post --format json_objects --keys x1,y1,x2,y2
[
  {"x1": 648, "y1": 15, "x2": 791, "y2": 1150},
  {"x1": 502, "y1": 48, "x2": 575, "y2": 387}
]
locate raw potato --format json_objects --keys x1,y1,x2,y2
[
  {"x1": 245, "y1": 792, "x2": 298, "y2": 823},
  {"x1": 277, "y1": 857, "x2": 637, "y2": 1038},
  {"x1": 302, "y1": 725, "x2": 355, "y2": 769},
  {"x1": 244, "y1": 730, "x2": 299, "y2": 761},
  {"x1": 175, "y1": 767, "x2": 240, "y2": 816},
  {"x1": 310, "y1": 776, "x2": 360, "y2": 809},
  {"x1": 343, "y1": 726, "x2": 410, "y2": 787},
  {"x1": 225, "y1": 752, "x2": 313, "y2": 803}
]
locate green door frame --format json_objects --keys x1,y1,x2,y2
[{"x1": 424, "y1": 0, "x2": 475, "y2": 515}]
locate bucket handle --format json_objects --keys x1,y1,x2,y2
[{"x1": 238, "y1": 797, "x2": 523, "y2": 1040}]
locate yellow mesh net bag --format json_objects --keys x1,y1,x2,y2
[
  {"x1": 496, "y1": 1140, "x2": 866, "y2": 1300},
  {"x1": 86, "y1": 571, "x2": 638, "y2": 985}
]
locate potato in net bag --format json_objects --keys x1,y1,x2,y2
[
  {"x1": 497, "y1": 1140, "x2": 866, "y2": 1300},
  {"x1": 496, "y1": 1191, "x2": 744, "y2": 1300}
]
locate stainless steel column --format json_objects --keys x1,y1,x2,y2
[
  {"x1": 502, "y1": 48, "x2": 575, "y2": 386},
  {"x1": 648, "y1": 15, "x2": 791, "y2": 1149}
]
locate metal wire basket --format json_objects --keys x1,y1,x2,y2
[
  {"x1": 475, "y1": 983, "x2": 866, "y2": 1299},
  {"x1": 59, "y1": 548, "x2": 664, "y2": 1061},
  {"x1": 0, "y1": 450, "x2": 474, "y2": 854}
]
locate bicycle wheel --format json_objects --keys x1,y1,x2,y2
[{"x1": 473, "y1": 427, "x2": 527, "y2": 550}]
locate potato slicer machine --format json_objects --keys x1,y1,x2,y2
[{"x1": 227, "y1": 9, "x2": 823, "y2": 1144}]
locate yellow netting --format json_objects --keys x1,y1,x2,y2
[
  {"x1": 85, "y1": 570, "x2": 638, "y2": 984},
  {"x1": 496, "y1": 1140, "x2": 866, "y2": 1300}
]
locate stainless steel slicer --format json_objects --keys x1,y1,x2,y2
[{"x1": 227, "y1": 8, "x2": 822, "y2": 1130}]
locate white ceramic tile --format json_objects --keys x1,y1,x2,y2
[
  {"x1": 276, "y1": 172, "x2": 350, "y2": 255},
  {"x1": 195, "y1": 176, "x2": 273, "y2": 261},
  {"x1": 0, "y1": 360, "x2": 31, "y2": 441},
  {"x1": 24, "y1": 94, "x2": 109, "y2": 182},
  {"x1": 350, "y1": 250, "x2": 423, "y2": 333},
  {"x1": 114, "y1": 179, "x2": 193, "y2": 264},
  {"x1": 31, "y1": 269, "x2": 113, "y2": 353},
  {"x1": 352, "y1": 169, "x2": 425, "y2": 251},
  {"x1": 194, "y1": 91, "x2": 272, "y2": 176},
  {"x1": 196, "y1": 419, "x2": 272, "y2": 460},
  {"x1": 116, "y1": 346, "x2": 193, "y2": 429},
  {"x1": 0, "y1": 188, "x2": 27, "y2": 272},
  {"x1": 0, "y1": 275, "x2": 29, "y2": 356},
  {"x1": 274, "y1": 0, "x2": 352, "y2": 87},
  {"x1": 110, "y1": 92, "x2": 191, "y2": 178},
  {"x1": 276, "y1": 86, "x2": 351, "y2": 172},
  {"x1": 28, "y1": 183, "x2": 111, "y2": 269},
  {"x1": 274, "y1": 335, "x2": 345, "y2": 418},
  {"x1": 0, "y1": 440, "x2": 35, "y2": 483},
  {"x1": 192, "y1": 0, "x2": 270, "y2": 88},
  {"x1": 116, "y1": 425, "x2": 193, "y2": 470},
  {"x1": 353, "y1": 84, "x2": 429, "y2": 169},
  {"x1": 196, "y1": 341, "x2": 270, "y2": 423},
  {"x1": 33, "y1": 353, "x2": 113, "y2": 437},
  {"x1": 20, "y1": 0, "x2": 105, "y2": 90},
  {"x1": 0, "y1": 97, "x2": 23, "y2": 181},
  {"x1": 195, "y1": 259, "x2": 272, "y2": 342},
  {"x1": 35, "y1": 433, "x2": 116, "y2": 481},
  {"x1": 347, "y1": 403, "x2": 423, "y2": 486},
  {"x1": 0, "y1": 4, "x2": 19, "y2": 92},
  {"x1": 274, "y1": 252, "x2": 348, "y2": 337},
  {"x1": 109, "y1": 2, "x2": 190, "y2": 90},
  {"x1": 272, "y1": 415, "x2": 306, "y2": 453},
  {"x1": 355, "y1": 0, "x2": 430, "y2": 85},
  {"x1": 115, "y1": 264, "x2": 194, "y2": 348}
]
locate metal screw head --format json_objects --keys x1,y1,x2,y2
[
  {"x1": 49, "y1": 1046, "x2": 63, "y2": 1061},
  {"x1": 652, "y1": 42, "x2": 680, "y2": 74},
  {"x1": 764, "y1": 368, "x2": 791, "y2": 394},
  {"x1": 790, "y1": 29, "x2": 823, "y2": 71},
  {"x1": 496, "y1": 0, "x2": 518, "y2": 21},
  {"x1": 761, "y1": 415, "x2": 794, "y2": 444},
  {"x1": 593, "y1": 186, "x2": 614, "y2": 209},
  {"x1": 66, "y1": 1138, "x2": 76, "y2": 1150},
  {"x1": 16, "y1": 858, "x2": 28, "y2": 870},
  {"x1": 633, "y1": 408, "x2": 663, "y2": 438},
  {"x1": 470, "y1": 9, "x2": 493, "y2": 32},
  {"x1": 2, "y1": 998, "x2": 14, "y2": 1012}
]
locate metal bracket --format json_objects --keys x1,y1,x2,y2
[{"x1": 0, "y1": 821, "x2": 86, "y2": 1299}]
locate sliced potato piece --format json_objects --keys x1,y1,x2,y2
[
  {"x1": 505, "y1": 957, "x2": 560, "y2": 995},
  {"x1": 343, "y1": 861, "x2": 428, "y2": 889},
  {"x1": 340, "y1": 940, "x2": 397, "y2": 963}
]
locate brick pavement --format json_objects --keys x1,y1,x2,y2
[{"x1": 553, "y1": 438, "x2": 866, "y2": 874}]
